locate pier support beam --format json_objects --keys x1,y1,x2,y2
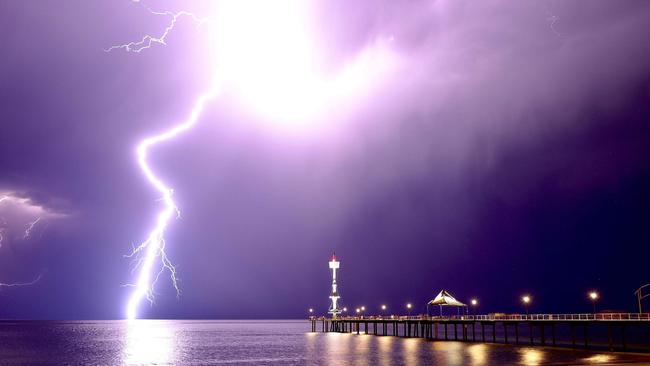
[
  {"x1": 515, "y1": 323, "x2": 519, "y2": 345},
  {"x1": 571, "y1": 324, "x2": 576, "y2": 348},
  {"x1": 481, "y1": 323, "x2": 485, "y2": 342},
  {"x1": 552, "y1": 323, "x2": 556, "y2": 346}
]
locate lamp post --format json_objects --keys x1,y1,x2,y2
[
  {"x1": 309, "y1": 308, "x2": 313, "y2": 314},
  {"x1": 522, "y1": 295, "x2": 531, "y2": 316},
  {"x1": 589, "y1": 291, "x2": 599, "y2": 314},
  {"x1": 381, "y1": 304, "x2": 387, "y2": 318},
  {"x1": 470, "y1": 299, "x2": 478, "y2": 316},
  {"x1": 406, "y1": 303, "x2": 412, "y2": 317},
  {"x1": 635, "y1": 284, "x2": 650, "y2": 314}
]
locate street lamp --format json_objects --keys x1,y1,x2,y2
[
  {"x1": 361, "y1": 306, "x2": 365, "y2": 311},
  {"x1": 470, "y1": 299, "x2": 478, "y2": 315},
  {"x1": 309, "y1": 308, "x2": 313, "y2": 314},
  {"x1": 355, "y1": 308, "x2": 360, "y2": 316},
  {"x1": 343, "y1": 307, "x2": 347, "y2": 313},
  {"x1": 522, "y1": 295, "x2": 531, "y2": 315},
  {"x1": 589, "y1": 291, "x2": 599, "y2": 314},
  {"x1": 381, "y1": 304, "x2": 387, "y2": 311},
  {"x1": 406, "y1": 303, "x2": 412, "y2": 317}
]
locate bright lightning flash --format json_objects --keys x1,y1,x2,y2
[
  {"x1": 111, "y1": 0, "x2": 395, "y2": 320},
  {"x1": 125, "y1": 85, "x2": 219, "y2": 320}
]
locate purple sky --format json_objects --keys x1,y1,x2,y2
[{"x1": 1, "y1": 0, "x2": 649, "y2": 319}]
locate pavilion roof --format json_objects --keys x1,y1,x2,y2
[{"x1": 428, "y1": 290, "x2": 466, "y2": 307}]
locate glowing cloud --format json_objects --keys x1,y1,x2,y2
[
  {"x1": 0, "y1": 191, "x2": 65, "y2": 245},
  {"x1": 211, "y1": 0, "x2": 397, "y2": 130}
]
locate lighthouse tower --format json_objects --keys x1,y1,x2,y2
[{"x1": 328, "y1": 253, "x2": 342, "y2": 318}]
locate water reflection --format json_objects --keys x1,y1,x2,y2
[
  {"x1": 401, "y1": 338, "x2": 419, "y2": 366},
  {"x1": 123, "y1": 320, "x2": 175, "y2": 365},
  {"x1": 352, "y1": 334, "x2": 370, "y2": 366},
  {"x1": 433, "y1": 341, "x2": 463, "y2": 366},
  {"x1": 466, "y1": 343, "x2": 489, "y2": 366},
  {"x1": 582, "y1": 354, "x2": 615, "y2": 364},
  {"x1": 519, "y1": 348, "x2": 545, "y2": 365},
  {"x1": 377, "y1": 336, "x2": 394, "y2": 366}
]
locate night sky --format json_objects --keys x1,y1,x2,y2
[{"x1": 1, "y1": 1, "x2": 649, "y2": 320}]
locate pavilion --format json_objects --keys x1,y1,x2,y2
[{"x1": 427, "y1": 289, "x2": 467, "y2": 316}]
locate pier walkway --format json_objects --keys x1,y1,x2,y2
[{"x1": 310, "y1": 313, "x2": 650, "y2": 352}]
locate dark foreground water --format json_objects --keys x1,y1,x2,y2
[{"x1": 1, "y1": 320, "x2": 649, "y2": 365}]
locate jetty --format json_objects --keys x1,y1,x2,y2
[{"x1": 310, "y1": 313, "x2": 650, "y2": 352}]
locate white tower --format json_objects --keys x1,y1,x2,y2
[{"x1": 328, "y1": 253, "x2": 342, "y2": 318}]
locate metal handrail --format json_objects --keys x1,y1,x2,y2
[{"x1": 314, "y1": 313, "x2": 650, "y2": 321}]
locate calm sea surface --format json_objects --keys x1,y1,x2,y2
[{"x1": 0, "y1": 320, "x2": 649, "y2": 365}]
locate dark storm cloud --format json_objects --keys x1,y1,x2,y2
[{"x1": 0, "y1": 0, "x2": 648, "y2": 318}]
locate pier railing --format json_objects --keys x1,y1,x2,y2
[{"x1": 313, "y1": 313, "x2": 650, "y2": 321}]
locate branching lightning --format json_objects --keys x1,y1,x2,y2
[
  {"x1": 0, "y1": 272, "x2": 44, "y2": 290},
  {"x1": 110, "y1": 0, "x2": 395, "y2": 320},
  {"x1": 105, "y1": 6, "x2": 207, "y2": 53},
  {"x1": 124, "y1": 86, "x2": 218, "y2": 320},
  {"x1": 546, "y1": 9, "x2": 562, "y2": 37},
  {"x1": 106, "y1": 3, "x2": 216, "y2": 319},
  {"x1": 23, "y1": 217, "x2": 42, "y2": 240}
]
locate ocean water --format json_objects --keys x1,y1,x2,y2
[{"x1": 0, "y1": 320, "x2": 649, "y2": 365}]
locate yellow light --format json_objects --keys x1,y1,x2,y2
[
  {"x1": 522, "y1": 296, "x2": 531, "y2": 304},
  {"x1": 356, "y1": 308, "x2": 360, "y2": 313},
  {"x1": 471, "y1": 299, "x2": 478, "y2": 306},
  {"x1": 381, "y1": 304, "x2": 387, "y2": 310},
  {"x1": 406, "y1": 303, "x2": 412, "y2": 309},
  {"x1": 361, "y1": 306, "x2": 365, "y2": 311},
  {"x1": 589, "y1": 291, "x2": 599, "y2": 300}
]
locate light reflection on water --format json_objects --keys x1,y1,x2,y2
[
  {"x1": 123, "y1": 320, "x2": 175, "y2": 365},
  {"x1": 467, "y1": 343, "x2": 489, "y2": 366},
  {"x1": 0, "y1": 320, "x2": 648, "y2": 365},
  {"x1": 519, "y1": 347, "x2": 545, "y2": 365},
  {"x1": 377, "y1": 335, "x2": 393, "y2": 366},
  {"x1": 402, "y1": 338, "x2": 419, "y2": 366}
]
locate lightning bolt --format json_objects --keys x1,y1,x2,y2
[
  {"x1": 110, "y1": 0, "x2": 395, "y2": 320},
  {"x1": 125, "y1": 86, "x2": 219, "y2": 320},
  {"x1": 546, "y1": 9, "x2": 562, "y2": 37},
  {"x1": 106, "y1": 4, "x2": 216, "y2": 319},
  {"x1": 105, "y1": 5, "x2": 207, "y2": 53},
  {"x1": 0, "y1": 196, "x2": 7, "y2": 247},
  {"x1": 0, "y1": 271, "x2": 44, "y2": 290},
  {"x1": 23, "y1": 217, "x2": 42, "y2": 240}
]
